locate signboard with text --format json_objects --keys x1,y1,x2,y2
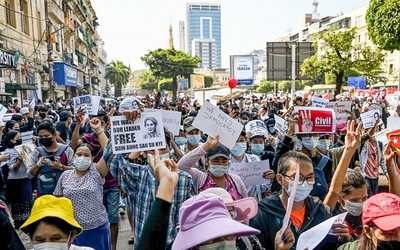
[
  {"x1": 230, "y1": 55, "x2": 254, "y2": 85},
  {"x1": 294, "y1": 107, "x2": 335, "y2": 134}
]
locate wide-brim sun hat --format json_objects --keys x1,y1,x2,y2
[
  {"x1": 172, "y1": 194, "x2": 260, "y2": 250},
  {"x1": 20, "y1": 195, "x2": 83, "y2": 235}
]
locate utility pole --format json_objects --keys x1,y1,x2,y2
[
  {"x1": 44, "y1": 0, "x2": 55, "y2": 101},
  {"x1": 290, "y1": 42, "x2": 296, "y2": 101}
]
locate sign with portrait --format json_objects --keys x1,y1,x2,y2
[{"x1": 73, "y1": 95, "x2": 100, "y2": 115}]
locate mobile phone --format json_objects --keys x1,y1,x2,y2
[{"x1": 46, "y1": 156, "x2": 55, "y2": 162}]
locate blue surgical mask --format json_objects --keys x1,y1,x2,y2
[
  {"x1": 283, "y1": 180, "x2": 314, "y2": 202},
  {"x1": 301, "y1": 137, "x2": 319, "y2": 150},
  {"x1": 209, "y1": 164, "x2": 228, "y2": 177},
  {"x1": 231, "y1": 143, "x2": 247, "y2": 156},
  {"x1": 175, "y1": 137, "x2": 187, "y2": 146},
  {"x1": 317, "y1": 139, "x2": 330, "y2": 151},
  {"x1": 269, "y1": 127, "x2": 276, "y2": 134},
  {"x1": 251, "y1": 144, "x2": 264, "y2": 155},
  {"x1": 187, "y1": 135, "x2": 201, "y2": 146}
]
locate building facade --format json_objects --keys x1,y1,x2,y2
[{"x1": 186, "y1": 3, "x2": 221, "y2": 68}]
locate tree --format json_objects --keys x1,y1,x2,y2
[
  {"x1": 366, "y1": 0, "x2": 400, "y2": 51},
  {"x1": 138, "y1": 71, "x2": 159, "y2": 92},
  {"x1": 158, "y1": 78, "x2": 173, "y2": 90},
  {"x1": 141, "y1": 49, "x2": 200, "y2": 97},
  {"x1": 277, "y1": 80, "x2": 306, "y2": 92},
  {"x1": 105, "y1": 60, "x2": 129, "y2": 97},
  {"x1": 256, "y1": 79, "x2": 274, "y2": 93},
  {"x1": 204, "y1": 75, "x2": 214, "y2": 88},
  {"x1": 301, "y1": 28, "x2": 385, "y2": 95}
]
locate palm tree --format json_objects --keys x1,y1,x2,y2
[{"x1": 105, "y1": 60, "x2": 130, "y2": 97}]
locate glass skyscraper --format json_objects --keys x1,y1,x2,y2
[{"x1": 186, "y1": 3, "x2": 221, "y2": 69}]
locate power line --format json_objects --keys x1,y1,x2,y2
[{"x1": 0, "y1": 3, "x2": 47, "y2": 21}]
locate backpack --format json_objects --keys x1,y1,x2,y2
[
  {"x1": 36, "y1": 145, "x2": 69, "y2": 194},
  {"x1": 310, "y1": 154, "x2": 329, "y2": 201}
]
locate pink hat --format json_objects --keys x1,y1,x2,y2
[
  {"x1": 362, "y1": 193, "x2": 400, "y2": 231},
  {"x1": 172, "y1": 194, "x2": 260, "y2": 250},
  {"x1": 336, "y1": 122, "x2": 347, "y2": 132}
]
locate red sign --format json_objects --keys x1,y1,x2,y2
[
  {"x1": 386, "y1": 129, "x2": 400, "y2": 174},
  {"x1": 294, "y1": 107, "x2": 336, "y2": 134}
]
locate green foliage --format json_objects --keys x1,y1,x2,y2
[
  {"x1": 301, "y1": 28, "x2": 386, "y2": 95},
  {"x1": 138, "y1": 71, "x2": 159, "y2": 91},
  {"x1": 324, "y1": 72, "x2": 336, "y2": 85},
  {"x1": 366, "y1": 0, "x2": 400, "y2": 51},
  {"x1": 256, "y1": 79, "x2": 274, "y2": 93},
  {"x1": 105, "y1": 60, "x2": 130, "y2": 97},
  {"x1": 277, "y1": 81, "x2": 306, "y2": 91},
  {"x1": 141, "y1": 49, "x2": 201, "y2": 96},
  {"x1": 204, "y1": 75, "x2": 214, "y2": 88},
  {"x1": 158, "y1": 78, "x2": 173, "y2": 91},
  {"x1": 256, "y1": 79, "x2": 307, "y2": 93}
]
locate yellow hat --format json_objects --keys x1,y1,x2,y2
[{"x1": 20, "y1": 195, "x2": 83, "y2": 235}]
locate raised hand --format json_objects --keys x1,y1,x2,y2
[
  {"x1": 89, "y1": 117, "x2": 101, "y2": 131},
  {"x1": 344, "y1": 120, "x2": 362, "y2": 152},
  {"x1": 145, "y1": 94, "x2": 151, "y2": 108},
  {"x1": 75, "y1": 107, "x2": 86, "y2": 123},
  {"x1": 148, "y1": 149, "x2": 179, "y2": 186},
  {"x1": 287, "y1": 112, "x2": 300, "y2": 137},
  {"x1": 122, "y1": 110, "x2": 141, "y2": 122},
  {"x1": 202, "y1": 135, "x2": 220, "y2": 152}
]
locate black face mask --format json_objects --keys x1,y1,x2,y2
[
  {"x1": 39, "y1": 138, "x2": 53, "y2": 147},
  {"x1": 377, "y1": 240, "x2": 400, "y2": 250},
  {"x1": 39, "y1": 113, "x2": 46, "y2": 118},
  {"x1": 15, "y1": 139, "x2": 22, "y2": 146},
  {"x1": 339, "y1": 134, "x2": 346, "y2": 143}
]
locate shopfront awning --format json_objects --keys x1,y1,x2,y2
[{"x1": 5, "y1": 83, "x2": 38, "y2": 90}]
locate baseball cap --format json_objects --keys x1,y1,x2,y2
[
  {"x1": 200, "y1": 188, "x2": 258, "y2": 222},
  {"x1": 20, "y1": 195, "x2": 83, "y2": 235},
  {"x1": 172, "y1": 194, "x2": 260, "y2": 250},
  {"x1": 20, "y1": 107, "x2": 29, "y2": 115},
  {"x1": 59, "y1": 111, "x2": 73, "y2": 121},
  {"x1": 336, "y1": 122, "x2": 347, "y2": 132},
  {"x1": 362, "y1": 193, "x2": 400, "y2": 231},
  {"x1": 11, "y1": 114, "x2": 23, "y2": 121},
  {"x1": 206, "y1": 143, "x2": 230, "y2": 160},
  {"x1": 183, "y1": 116, "x2": 196, "y2": 133}
]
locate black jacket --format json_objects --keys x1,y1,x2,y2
[{"x1": 250, "y1": 192, "x2": 340, "y2": 250}]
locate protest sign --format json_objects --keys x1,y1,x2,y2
[
  {"x1": 274, "y1": 115, "x2": 288, "y2": 134},
  {"x1": 386, "y1": 128, "x2": 400, "y2": 175},
  {"x1": 73, "y1": 95, "x2": 100, "y2": 115},
  {"x1": 229, "y1": 161, "x2": 270, "y2": 187},
  {"x1": 326, "y1": 101, "x2": 352, "y2": 124},
  {"x1": 30, "y1": 99, "x2": 35, "y2": 108},
  {"x1": 21, "y1": 131, "x2": 34, "y2": 144},
  {"x1": 119, "y1": 97, "x2": 142, "y2": 112},
  {"x1": 110, "y1": 112, "x2": 166, "y2": 154},
  {"x1": 0, "y1": 104, "x2": 7, "y2": 121},
  {"x1": 311, "y1": 96, "x2": 329, "y2": 108},
  {"x1": 245, "y1": 120, "x2": 268, "y2": 138},
  {"x1": 144, "y1": 108, "x2": 182, "y2": 135},
  {"x1": 296, "y1": 212, "x2": 348, "y2": 250},
  {"x1": 294, "y1": 107, "x2": 336, "y2": 134},
  {"x1": 23, "y1": 100, "x2": 29, "y2": 106},
  {"x1": 15, "y1": 143, "x2": 35, "y2": 167},
  {"x1": 387, "y1": 116, "x2": 400, "y2": 132},
  {"x1": 360, "y1": 110, "x2": 380, "y2": 129},
  {"x1": 192, "y1": 101, "x2": 243, "y2": 149},
  {"x1": 281, "y1": 164, "x2": 299, "y2": 241}
]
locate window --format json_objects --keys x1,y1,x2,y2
[
  {"x1": 355, "y1": 15, "x2": 363, "y2": 27},
  {"x1": 5, "y1": 0, "x2": 16, "y2": 27},
  {"x1": 20, "y1": 0, "x2": 29, "y2": 35}
]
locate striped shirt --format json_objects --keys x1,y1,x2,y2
[{"x1": 103, "y1": 142, "x2": 194, "y2": 248}]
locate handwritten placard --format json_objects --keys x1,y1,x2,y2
[
  {"x1": 192, "y1": 101, "x2": 243, "y2": 149},
  {"x1": 311, "y1": 96, "x2": 329, "y2": 108},
  {"x1": 21, "y1": 131, "x2": 34, "y2": 144},
  {"x1": 274, "y1": 114, "x2": 288, "y2": 134},
  {"x1": 360, "y1": 110, "x2": 380, "y2": 129},
  {"x1": 110, "y1": 112, "x2": 166, "y2": 154},
  {"x1": 229, "y1": 161, "x2": 270, "y2": 187},
  {"x1": 0, "y1": 104, "x2": 7, "y2": 120},
  {"x1": 296, "y1": 212, "x2": 348, "y2": 250},
  {"x1": 326, "y1": 101, "x2": 352, "y2": 124},
  {"x1": 73, "y1": 95, "x2": 100, "y2": 115},
  {"x1": 144, "y1": 109, "x2": 182, "y2": 135},
  {"x1": 245, "y1": 120, "x2": 268, "y2": 138}
]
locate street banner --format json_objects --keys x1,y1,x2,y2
[
  {"x1": 192, "y1": 101, "x2": 243, "y2": 149},
  {"x1": 311, "y1": 96, "x2": 329, "y2": 108},
  {"x1": 21, "y1": 131, "x2": 34, "y2": 144},
  {"x1": 296, "y1": 212, "x2": 348, "y2": 250},
  {"x1": 245, "y1": 120, "x2": 268, "y2": 138},
  {"x1": 119, "y1": 97, "x2": 142, "y2": 112},
  {"x1": 360, "y1": 110, "x2": 380, "y2": 129},
  {"x1": 325, "y1": 101, "x2": 352, "y2": 124},
  {"x1": 191, "y1": 74, "x2": 205, "y2": 90},
  {"x1": 110, "y1": 112, "x2": 166, "y2": 154},
  {"x1": 274, "y1": 114, "x2": 288, "y2": 134},
  {"x1": 0, "y1": 104, "x2": 7, "y2": 121},
  {"x1": 73, "y1": 95, "x2": 100, "y2": 115},
  {"x1": 294, "y1": 107, "x2": 336, "y2": 134},
  {"x1": 229, "y1": 161, "x2": 270, "y2": 187},
  {"x1": 144, "y1": 108, "x2": 182, "y2": 135}
]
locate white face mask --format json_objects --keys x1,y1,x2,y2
[
  {"x1": 33, "y1": 242, "x2": 69, "y2": 250},
  {"x1": 74, "y1": 156, "x2": 92, "y2": 171},
  {"x1": 199, "y1": 240, "x2": 236, "y2": 250}
]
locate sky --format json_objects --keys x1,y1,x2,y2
[{"x1": 91, "y1": 0, "x2": 370, "y2": 70}]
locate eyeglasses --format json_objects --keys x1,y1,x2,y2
[
  {"x1": 283, "y1": 174, "x2": 315, "y2": 185},
  {"x1": 300, "y1": 134, "x2": 320, "y2": 140}
]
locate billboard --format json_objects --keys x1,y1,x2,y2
[
  {"x1": 230, "y1": 55, "x2": 254, "y2": 85},
  {"x1": 348, "y1": 77, "x2": 366, "y2": 90},
  {"x1": 178, "y1": 78, "x2": 189, "y2": 92},
  {"x1": 190, "y1": 74, "x2": 205, "y2": 90}
]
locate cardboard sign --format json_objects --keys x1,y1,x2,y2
[
  {"x1": 15, "y1": 143, "x2": 35, "y2": 167},
  {"x1": 144, "y1": 109, "x2": 182, "y2": 135},
  {"x1": 360, "y1": 110, "x2": 380, "y2": 129},
  {"x1": 311, "y1": 96, "x2": 329, "y2": 108},
  {"x1": 294, "y1": 107, "x2": 336, "y2": 134},
  {"x1": 229, "y1": 161, "x2": 270, "y2": 187},
  {"x1": 245, "y1": 120, "x2": 268, "y2": 138},
  {"x1": 326, "y1": 101, "x2": 352, "y2": 124},
  {"x1": 73, "y1": 95, "x2": 100, "y2": 115},
  {"x1": 296, "y1": 212, "x2": 348, "y2": 250},
  {"x1": 192, "y1": 101, "x2": 243, "y2": 149},
  {"x1": 21, "y1": 131, "x2": 34, "y2": 144},
  {"x1": 110, "y1": 112, "x2": 166, "y2": 154},
  {"x1": 274, "y1": 114, "x2": 288, "y2": 134},
  {"x1": 119, "y1": 97, "x2": 142, "y2": 112},
  {"x1": 0, "y1": 104, "x2": 7, "y2": 121},
  {"x1": 23, "y1": 100, "x2": 29, "y2": 106}
]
